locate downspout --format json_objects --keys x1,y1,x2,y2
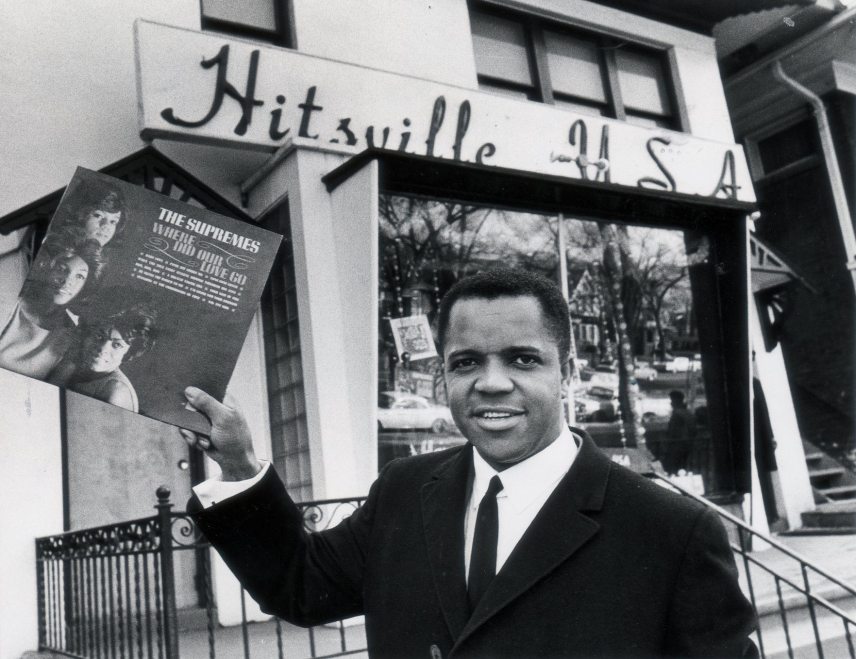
[{"x1": 771, "y1": 61, "x2": 856, "y2": 294}]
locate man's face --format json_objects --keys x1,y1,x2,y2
[
  {"x1": 83, "y1": 209, "x2": 121, "y2": 246},
  {"x1": 443, "y1": 295, "x2": 569, "y2": 471},
  {"x1": 80, "y1": 327, "x2": 131, "y2": 373},
  {"x1": 47, "y1": 253, "x2": 89, "y2": 306}
]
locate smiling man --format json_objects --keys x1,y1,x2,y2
[{"x1": 182, "y1": 268, "x2": 757, "y2": 658}]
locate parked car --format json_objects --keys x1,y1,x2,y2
[
  {"x1": 589, "y1": 365, "x2": 619, "y2": 390},
  {"x1": 377, "y1": 392, "x2": 455, "y2": 433},
  {"x1": 636, "y1": 395, "x2": 673, "y2": 421},
  {"x1": 634, "y1": 363, "x2": 658, "y2": 382},
  {"x1": 665, "y1": 356, "x2": 691, "y2": 373}
]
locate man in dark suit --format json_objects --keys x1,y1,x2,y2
[{"x1": 182, "y1": 269, "x2": 757, "y2": 658}]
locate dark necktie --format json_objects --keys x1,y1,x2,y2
[{"x1": 468, "y1": 475, "x2": 504, "y2": 612}]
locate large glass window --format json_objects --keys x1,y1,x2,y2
[
  {"x1": 260, "y1": 204, "x2": 311, "y2": 500},
  {"x1": 378, "y1": 193, "x2": 717, "y2": 494},
  {"x1": 469, "y1": 5, "x2": 680, "y2": 129}
]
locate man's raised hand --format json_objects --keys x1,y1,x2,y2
[{"x1": 180, "y1": 386, "x2": 262, "y2": 481}]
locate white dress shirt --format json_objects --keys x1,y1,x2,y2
[
  {"x1": 193, "y1": 427, "x2": 579, "y2": 580},
  {"x1": 193, "y1": 460, "x2": 270, "y2": 508},
  {"x1": 464, "y1": 426, "x2": 578, "y2": 580}
]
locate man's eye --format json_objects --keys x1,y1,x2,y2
[
  {"x1": 449, "y1": 358, "x2": 477, "y2": 371},
  {"x1": 513, "y1": 355, "x2": 539, "y2": 366}
]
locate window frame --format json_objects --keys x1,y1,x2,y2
[
  {"x1": 326, "y1": 148, "x2": 753, "y2": 499},
  {"x1": 469, "y1": 2, "x2": 685, "y2": 131},
  {"x1": 199, "y1": 0, "x2": 295, "y2": 48}
]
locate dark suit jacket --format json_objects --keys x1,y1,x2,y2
[{"x1": 190, "y1": 432, "x2": 757, "y2": 658}]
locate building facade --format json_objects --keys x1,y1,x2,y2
[{"x1": 0, "y1": 1, "x2": 807, "y2": 654}]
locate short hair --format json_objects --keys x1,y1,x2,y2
[
  {"x1": 69, "y1": 183, "x2": 127, "y2": 241},
  {"x1": 436, "y1": 268, "x2": 570, "y2": 362},
  {"x1": 34, "y1": 226, "x2": 105, "y2": 305},
  {"x1": 669, "y1": 390, "x2": 686, "y2": 405},
  {"x1": 80, "y1": 304, "x2": 157, "y2": 363},
  {"x1": 76, "y1": 184, "x2": 125, "y2": 220}
]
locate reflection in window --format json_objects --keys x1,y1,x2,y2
[{"x1": 378, "y1": 194, "x2": 714, "y2": 494}]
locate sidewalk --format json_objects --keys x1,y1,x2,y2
[{"x1": 741, "y1": 532, "x2": 856, "y2": 659}]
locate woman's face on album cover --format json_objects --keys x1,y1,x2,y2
[
  {"x1": 80, "y1": 327, "x2": 131, "y2": 374},
  {"x1": 83, "y1": 209, "x2": 122, "y2": 246},
  {"x1": 46, "y1": 253, "x2": 89, "y2": 306}
]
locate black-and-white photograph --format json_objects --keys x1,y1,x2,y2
[{"x1": 1, "y1": 2, "x2": 855, "y2": 658}]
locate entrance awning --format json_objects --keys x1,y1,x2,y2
[{"x1": 0, "y1": 146, "x2": 251, "y2": 235}]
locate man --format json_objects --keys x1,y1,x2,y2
[
  {"x1": 182, "y1": 269, "x2": 757, "y2": 658},
  {"x1": 665, "y1": 390, "x2": 697, "y2": 475}
]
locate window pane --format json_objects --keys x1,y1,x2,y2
[
  {"x1": 553, "y1": 95, "x2": 607, "y2": 117},
  {"x1": 471, "y1": 9, "x2": 534, "y2": 87},
  {"x1": 378, "y1": 195, "x2": 561, "y2": 469},
  {"x1": 201, "y1": 0, "x2": 277, "y2": 33},
  {"x1": 615, "y1": 48, "x2": 671, "y2": 116},
  {"x1": 626, "y1": 113, "x2": 672, "y2": 129},
  {"x1": 544, "y1": 31, "x2": 607, "y2": 104},
  {"x1": 477, "y1": 79, "x2": 535, "y2": 101}
]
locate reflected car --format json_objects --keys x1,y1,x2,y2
[
  {"x1": 636, "y1": 395, "x2": 673, "y2": 422},
  {"x1": 665, "y1": 356, "x2": 691, "y2": 373},
  {"x1": 574, "y1": 386, "x2": 618, "y2": 422},
  {"x1": 634, "y1": 363, "x2": 658, "y2": 382},
  {"x1": 377, "y1": 392, "x2": 455, "y2": 434}
]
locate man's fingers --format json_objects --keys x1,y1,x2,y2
[
  {"x1": 184, "y1": 386, "x2": 223, "y2": 420},
  {"x1": 179, "y1": 427, "x2": 212, "y2": 452}
]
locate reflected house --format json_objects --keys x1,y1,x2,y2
[
  {"x1": 0, "y1": 1, "x2": 823, "y2": 655},
  {"x1": 568, "y1": 265, "x2": 602, "y2": 364}
]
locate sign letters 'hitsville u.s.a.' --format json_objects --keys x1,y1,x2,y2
[
  {"x1": 0, "y1": 167, "x2": 281, "y2": 434},
  {"x1": 134, "y1": 20, "x2": 756, "y2": 203}
]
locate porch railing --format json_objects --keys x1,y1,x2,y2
[
  {"x1": 35, "y1": 487, "x2": 367, "y2": 659},
  {"x1": 37, "y1": 479, "x2": 856, "y2": 659},
  {"x1": 653, "y1": 473, "x2": 856, "y2": 659}
]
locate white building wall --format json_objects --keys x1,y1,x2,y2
[
  {"x1": 292, "y1": 0, "x2": 477, "y2": 87},
  {"x1": 0, "y1": 372, "x2": 63, "y2": 659}
]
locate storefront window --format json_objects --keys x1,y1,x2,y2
[{"x1": 378, "y1": 192, "x2": 716, "y2": 495}]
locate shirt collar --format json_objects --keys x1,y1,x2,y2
[{"x1": 471, "y1": 426, "x2": 579, "y2": 514}]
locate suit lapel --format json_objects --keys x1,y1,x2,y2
[
  {"x1": 421, "y1": 445, "x2": 473, "y2": 641},
  {"x1": 455, "y1": 432, "x2": 612, "y2": 648}
]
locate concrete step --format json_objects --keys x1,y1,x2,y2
[
  {"x1": 818, "y1": 485, "x2": 856, "y2": 500},
  {"x1": 800, "y1": 502, "x2": 856, "y2": 531},
  {"x1": 805, "y1": 452, "x2": 826, "y2": 465},
  {"x1": 756, "y1": 591, "x2": 856, "y2": 659},
  {"x1": 809, "y1": 467, "x2": 847, "y2": 481}
]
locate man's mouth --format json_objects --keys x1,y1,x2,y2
[{"x1": 472, "y1": 407, "x2": 524, "y2": 429}]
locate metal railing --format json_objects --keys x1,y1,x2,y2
[
  {"x1": 653, "y1": 474, "x2": 856, "y2": 659},
  {"x1": 36, "y1": 487, "x2": 367, "y2": 659},
  {"x1": 38, "y1": 479, "x2": 856, "y2": 659}
]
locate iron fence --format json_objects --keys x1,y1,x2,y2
[
  {"x1": 36, "y1": 487, "x2": 367, "y2": 659},
  {"x1": 38, "y1": 478, "x2": 856, "y2": 659},
  {"x1": 654, "y1": 474, "x2": 856, "y2": 659}
]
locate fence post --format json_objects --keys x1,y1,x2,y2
[{"x1": 156, "y1": 486, "x2": 180, "y2": 659}]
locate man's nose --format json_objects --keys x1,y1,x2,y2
[{"x1": 474, "y1": 361, "x2": 513, "y2": 393}]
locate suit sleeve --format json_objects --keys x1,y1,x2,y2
[
  {"x1": 664, "y1": 508, "x2": 759, "y2": 658},
  {"x1": 188, "y1": 463, "x2": 388, "y2": 627}
]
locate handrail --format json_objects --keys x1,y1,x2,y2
[
  {"x1": 652, "y1": 473, "x2": 856, "y2": 659},
  {"x1": 651, "y1": 473, "x2": 856, "y2": 599}
]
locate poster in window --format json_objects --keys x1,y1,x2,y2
[
  {"x1": 0, "y1": 167, "x2": 281, "y2": 434},
  {"x1": 388, "y1": 315, "x2": 438, "y2": 362}
]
